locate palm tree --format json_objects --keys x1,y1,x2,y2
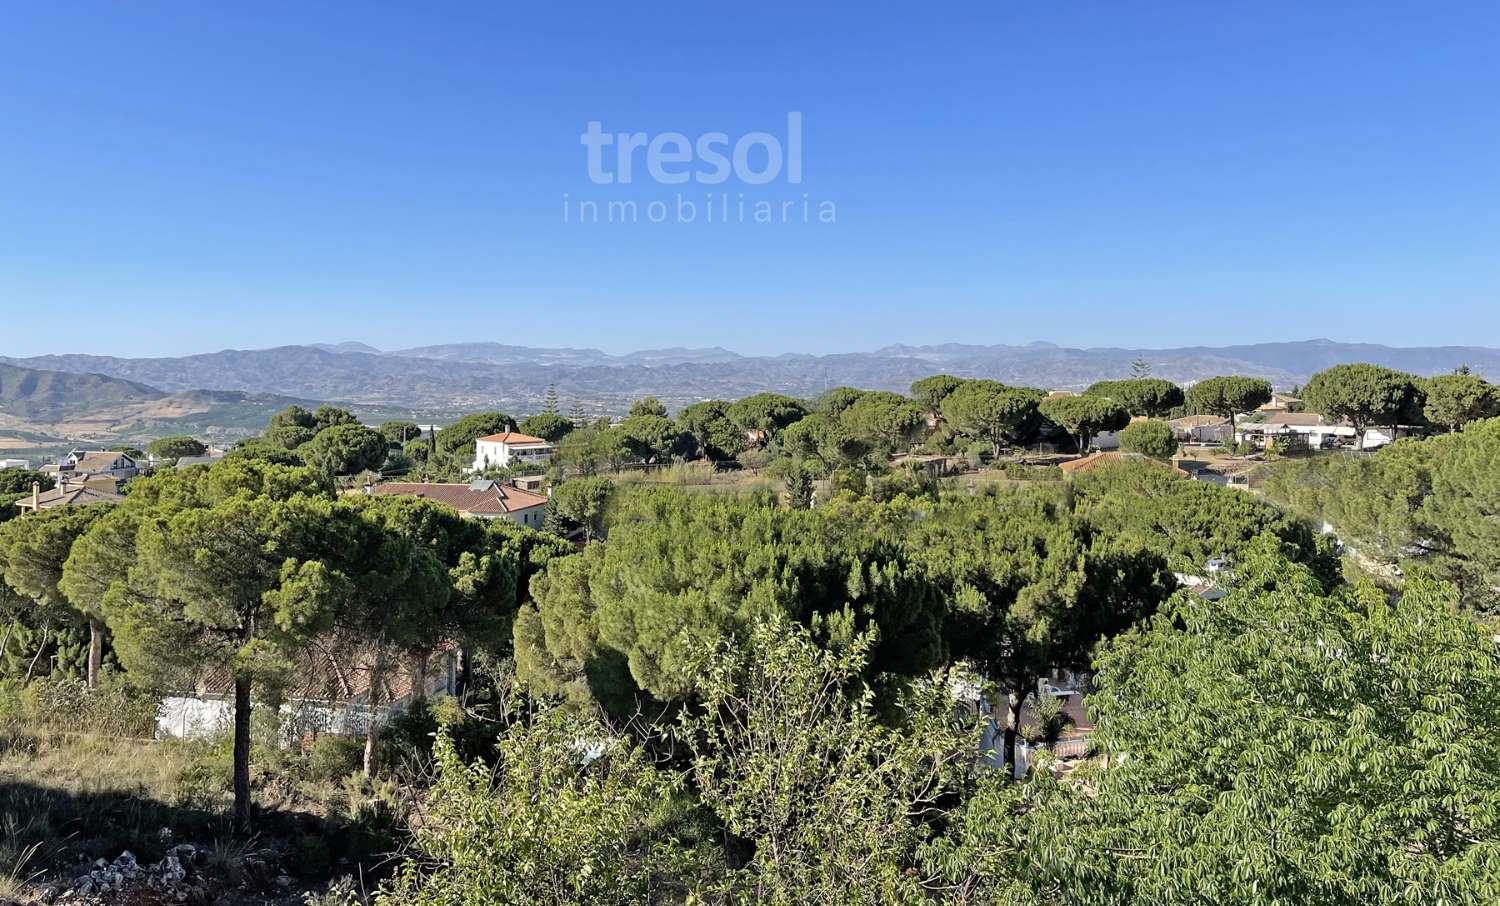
[{"x1": 1021, "y1": 691, "x2": 1076, "y2": 748}]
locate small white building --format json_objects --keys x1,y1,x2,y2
[
  {"x1": 157, "y1": 649, "x2": 459, "y2": 741},
  {"x1": 0, "y1": 458, "x2": 29, "y2": 470},
  {"x1": 1168, "y1": 415, "x2": 1232, "y2": 445},
  {"x1": 1236, "y1": 413, "x2": 1357, "y2": 451},
  {"x1": 472, "y1": 431, "x2": 554, "y2": 472}
]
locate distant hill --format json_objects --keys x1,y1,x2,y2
[
  {"x1": 5, "y1": 338, "x2": 1498, "y2": 417},
  {"x1": 0, "y1": 362, "x2": 327, "y2": 449},
  {"x1": 0, "y1": 362, "x2": 166, "y2": 420}
]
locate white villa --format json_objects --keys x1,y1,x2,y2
[{"x1": 472, "y1": 430, "x2": 555, "y2": 471}]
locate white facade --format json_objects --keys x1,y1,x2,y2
[{"x1": 472, "y1": 433, "x2": 555, "y2": 471}]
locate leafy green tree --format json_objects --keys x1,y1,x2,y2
[
  {"x1": 940, "y1": 381, "x2": 1043, "y2": 456},
  {"x1": 627, "y1": 396, "x2": 668, "y2": 419},
  {"x1": 312, "y1": 404, "x2": 359, "y2": 432},
  {"x1": 618, "y1": 414, "x2": 684, "y2": 462},
  {"x1": 781, "y1": 460, "x2": 816, "y2": 510},
  {"x1": 225, "y1": 439, "x2": 305, "y2": 466},
  {"x1": 811, "y1": 386, "x2": 867, "y2": 416},
  {"x1": 1075, "y1": 459, "x2": 1338, "y2": 581},
  {"x1": 0, "y1": 468, "x2": 53, "y2": 496},
  {"x1": 677, "y1": 400, "x2": 745, "y2": 462},
  {"x1": 268, "y1": 404, "x2": 317, "y2": 430},
  {"x1": 684, "y1": 619, "x2": 974, "y2": 903},
  {"x1": 1083, "y1": 378, "x2": 1184, "y2": 418},
  {"x1": 146, "y1": 435, "x2": 207, "y2": 463},
  {"x1": 0, "y1": 468, "x2": 54, "y2": 524},
  {"x1": 547, "y1": 476, "x2": 613, "y2": 541},
  {"x1": 332, "y1": 494, "x2": 477, "y2": 775},
  {"x1": 1038, "y1": 395, "x2": 1130, "y2": 453},
  {"x1": 61, "y1": 460, "x2": 346, "y2": 826},
  {"x1": 780, "y1": 413, "x2": 868, "y2": 473},
  {"x1": 556, "y1": 427, "x2": 602, "y2": 476},
  {"x1": 910, "y1": 374, "x2": 967, "y2": 418},
  {"x1": 377, "y1": 420, "x2": 422, "y2": 447},
  {"x1": 299, "y1": 423, "x2": 390, "y2": 476},
  {"x1": 1117, "y1": 418, "x2": 1178, "y2": 459},
  {"x1": 262, "y1": 424, "x2": 317, "y2": 451},
  {"x1": 838, "y1": 391, "x2": 927, "y2": 454},
  {"x1": 0, "y1": 505, "x2": 111, "y2": 687},
  {"x1": 1301, "y1": 363, "x2": 1424, "y2": 433},
  {"x1": 898, "y1": 488, "x2": 1173, "y2": 768},
  {"x1": 591, "y1": 429, "x2": 635, "y2": 473},
  {"x1": 517, "y1": 488, "x2": 948, "y2": 708},
  {"x1": 1423, "y1": 373, "x2": 1499, "y2": 432},
  {"x1": 1185, "y1": 375, "x2": 1273, "y2": 433},
  {"x1": 379, "y1": 708, "x2": 693, "y2": 906},
  {"x1": 1010, "y1": 544, "x2": 1500, "y2": 905},
  {"x1": 517, "y1": 412, "x2": 575, "y2": 442},
  {"x1": 727, "y1": 393, "x2": 807, "y2": 444}
]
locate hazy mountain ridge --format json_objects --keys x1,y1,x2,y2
[{"x1": 4, "y1": 339, "x2": 1497, "y2": 417}]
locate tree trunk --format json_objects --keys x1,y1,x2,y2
[
  {"x1": 0, "y1": 623, "x2": 14, "y2": 671},
  {"x1": 87, "y1": 618, "x2": 104, "y2": 690},
  {"x1": 408, "y1": 650, "x2": 429, "y2": 704},
  {"x1": 363, "y1": 653, "x2": 385, "y2": 778},
  {"x1": 454, "y1": 647, "x2": 471, "y2": 700},
  {"x1": 232, "y1": 674, "x2": 253, "y2": 830},
  {"x1": 1004, "y1": 688, "x2": 1023, "y2": 779},
  {"x1": 24, "y1": 627, "x2": 49, "y2": 683}
]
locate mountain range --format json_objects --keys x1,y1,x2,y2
[{"x1": 3, "y1": 339, "x2": 1497, "y2": 427}]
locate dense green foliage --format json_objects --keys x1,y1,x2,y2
[
  {"x1": 1038, "y1": 395, "x2": 1129, "y2": 453},
  {"x1": 1302, "y1": 363, "x2": 1425, "y2": 431},
  {"x1": 1083, "y1": 378, "x2": 1184, "y2": 417},
  {"x1": 1117, "y1": 418, "x2": 1178, "y2": 458},
  {"x1": 1186, "y1": 375, "x2": 1273, "y2": 429},
  {"x1": 0, "y1": 468, "x2": 54, "y2": 524},
  {"x1": 145, "y1": 435, "x2": 207, "y2": 462},
  {"x1": 1423, "y1": 373, "x2": 1498, "y2": 432},
  {"x1": 1266, "y1": 417, "x2": 1500, "y2": 617},
  {"x1": 516, "y1": 412, "x2": 575, "y2": 442},
  {"x1": 298, "y1": 422, "x2": 390, "y2": 476},
  {"x1": 940, "y1": 381, "x2": 1043, "y2": 455}
]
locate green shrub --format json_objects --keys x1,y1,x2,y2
[{"x1": 307, "y1": 735, "x2": 363, "y2": 784}]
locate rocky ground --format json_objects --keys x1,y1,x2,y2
[{"x1": 5, "y1": 830, "x2": 340, "y2": 906}]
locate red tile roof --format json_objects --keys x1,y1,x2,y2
[
  {"x1": 370, "y1": 481, "x2": 548, "y2": 516},
  {"x1": 476, "y1": 432, "x2": 549, "y2": 445}
]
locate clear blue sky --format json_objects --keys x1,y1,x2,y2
[{"x1": 2, "y1": 1, "x2": 1497, "y2": 357}]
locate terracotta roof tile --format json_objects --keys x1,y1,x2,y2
[
  {"x1": 476, "y1": 432, "x2": 550, "y2": 445},
  {"x1": 370, "y1": 481, "x2": 548, "y2": 515}
]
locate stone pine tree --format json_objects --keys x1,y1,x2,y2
[
  {"x1": 1423, "y1": 373, "x2": 1498, "y2": 432},
  {"x1": 1083, "y1": 378, "x2": 1185, "y2": 418},
  {"x1": 939, "y1": 381, "x2": 1043, "y2": 456},
  {"x1": 1301, "y1": 363, "x2": 1424, "y2": 436},
  {"x1": 64, "y1": 463, "x2": 351, "y2": 828},
  {"x1": 1186, "y1": 375, "x2": 1273, "y2": 434},
  {"x1": 334, "y1": 496, "x2": 452, "y2": 777},
  {"x1": 0, "y1": 504, "x2": 111, "y2": 688},
  {"x1": 1038, "y1": 395, "x2": 1130, "y2": 453}
]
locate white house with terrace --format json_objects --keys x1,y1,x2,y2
[{"x1": 471, "y1": 430, "x2": 555, "y2": 472}]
